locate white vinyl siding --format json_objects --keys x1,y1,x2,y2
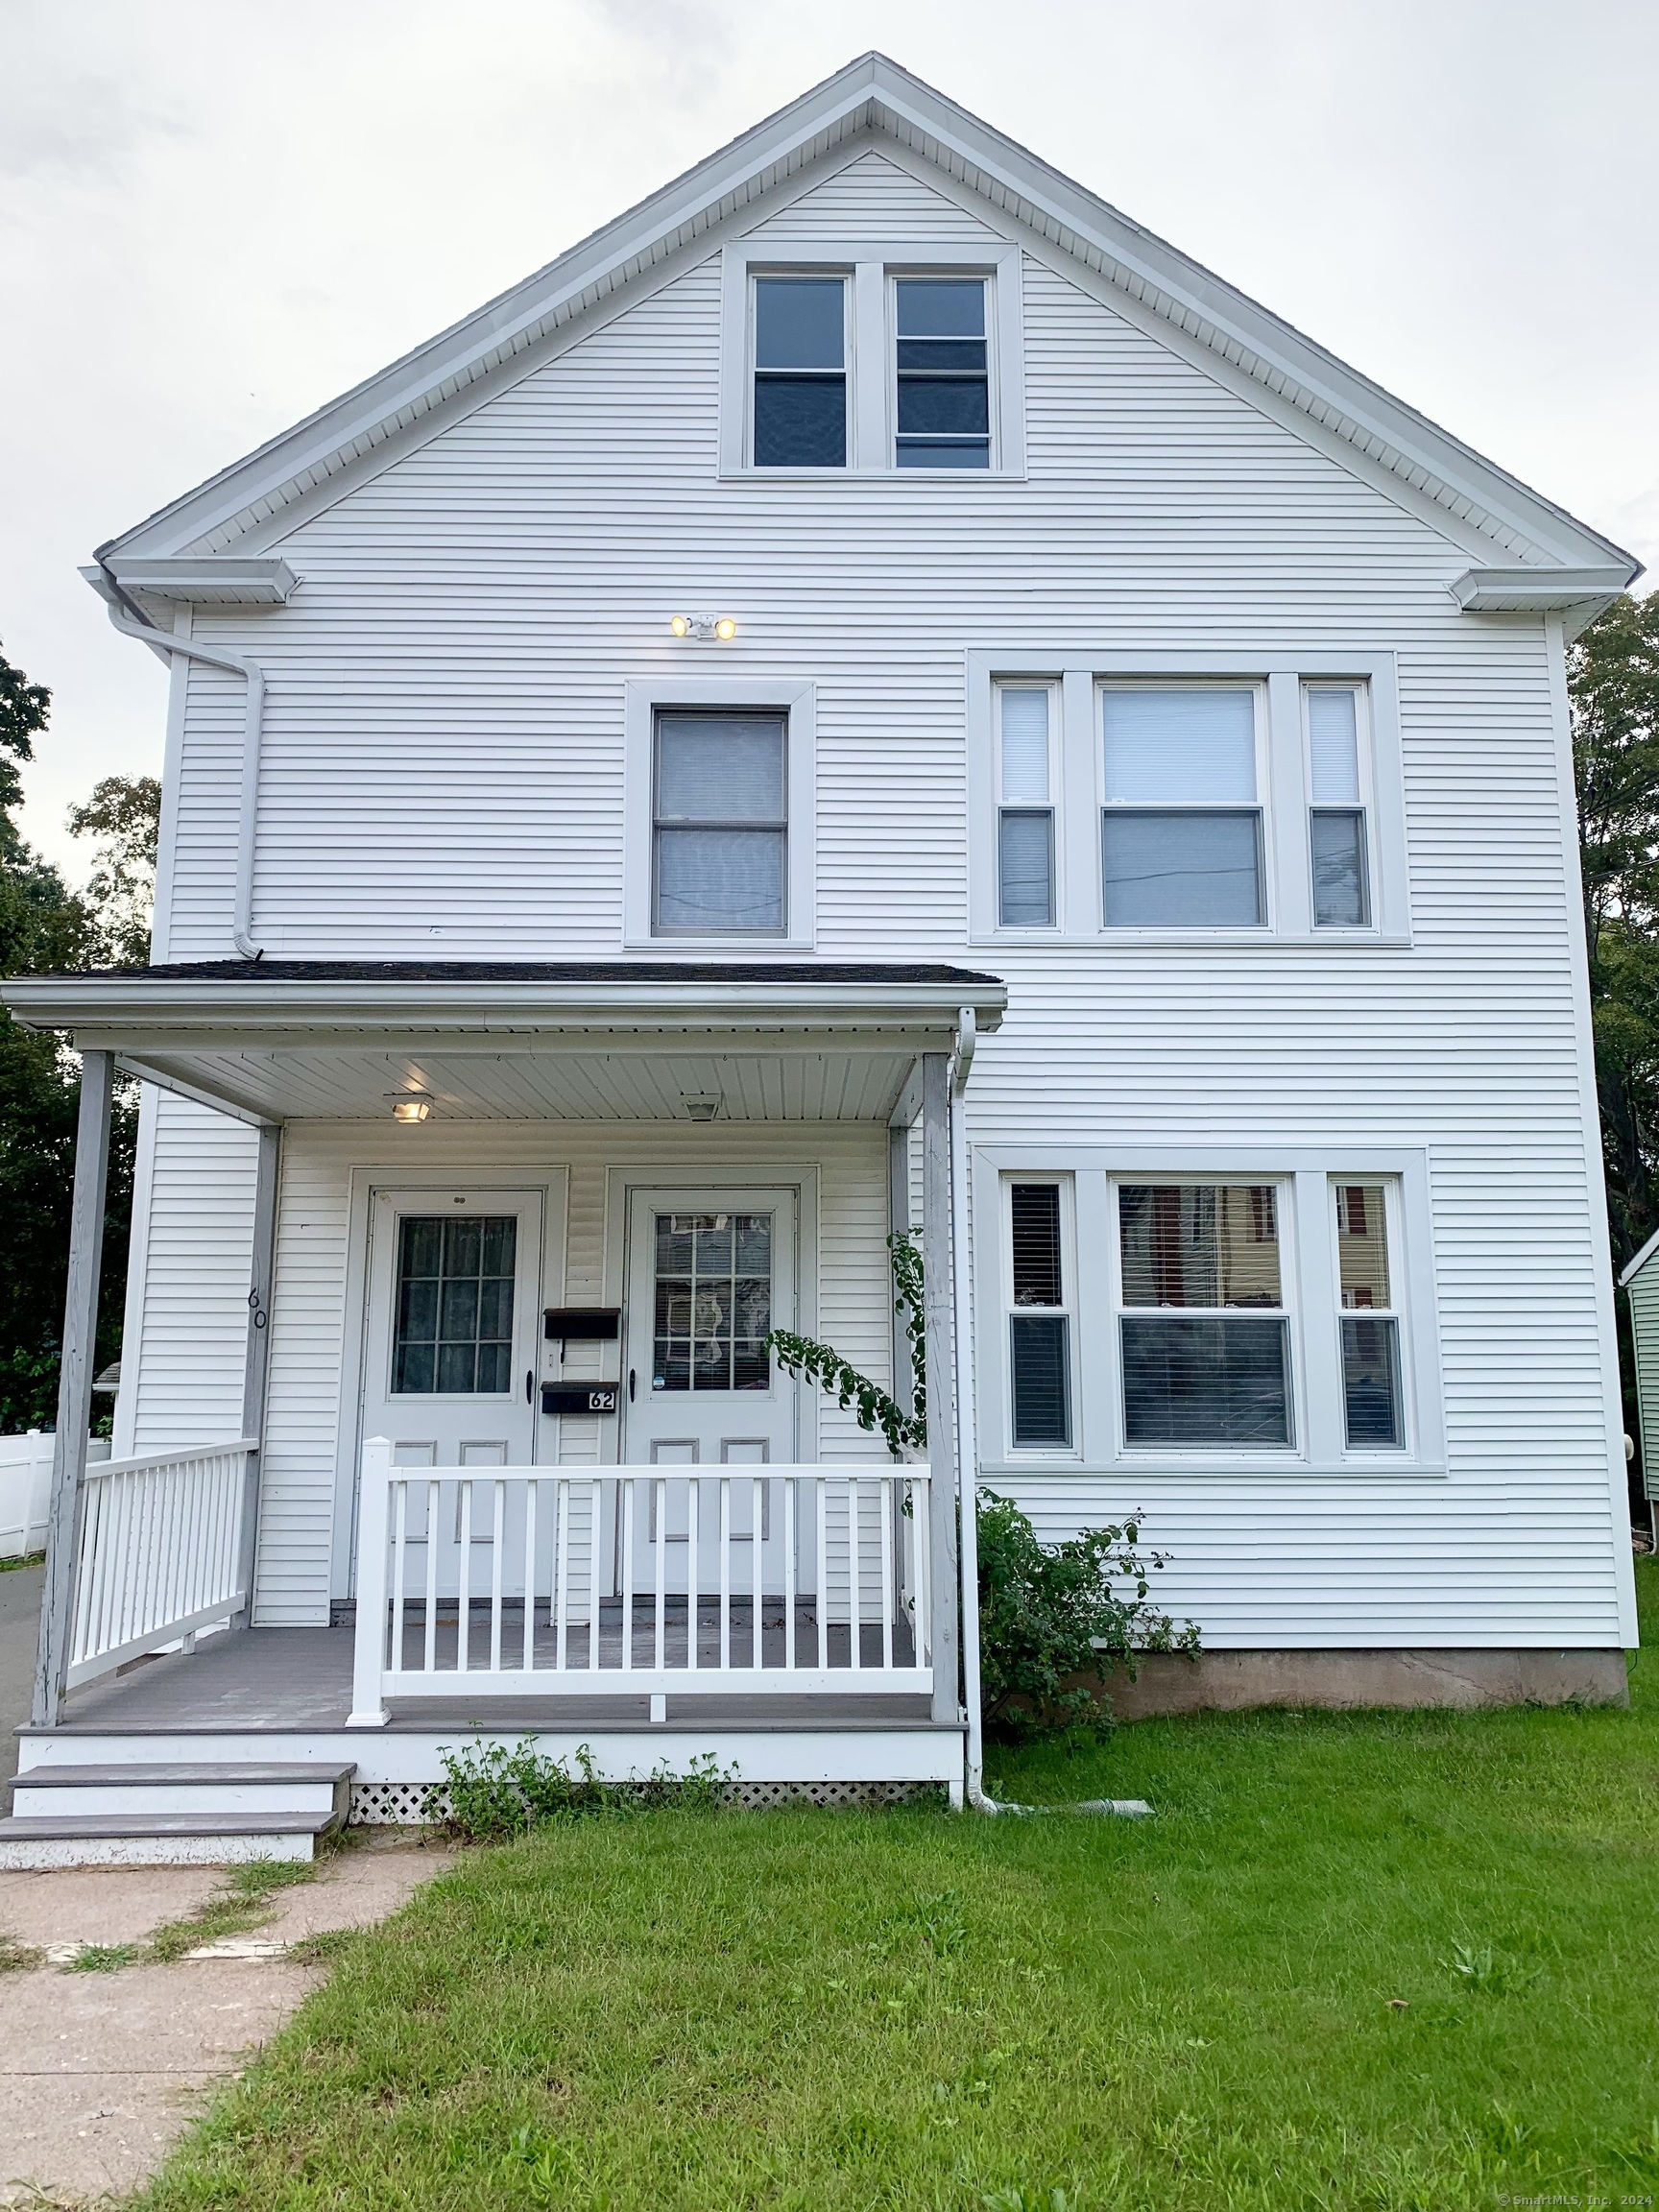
[{"x1": 133, "y1": 147, "x2": 1629, "y2": 1652}]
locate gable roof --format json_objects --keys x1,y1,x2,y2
[{"x1": 94, "y1": 52, "x2": 1639, "y2": 600}]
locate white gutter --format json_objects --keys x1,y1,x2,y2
[
  {"x1": 950, "y1": 1005, "x2": 998, "y2": 1814},
  {"x1": 100, "y1": 596, "x2": 265, "y2": 961}
]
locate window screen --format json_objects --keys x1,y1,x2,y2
[
  {"x1": 653, "y1": 711, "x2": 786, "y2": 934},
  {"x1": 393, "y1": 1214, "x2": 516, "y2": 1395},
  {"x1": 1008, "y1": 1183, "x2": 1070, "y2": 1446},
  {"x1": 1101, "y1": 690, "x2": 1263, "y2": 926},
  {"x1": 1117, "y1": 1185, "x2": 1290, "y2": 1445},
  {"x1": 754, "y1": 276, "x2": 846, "y2": 469},
  {"x1": 895, "y1": 278, "x2": 990, "y2": 468}
]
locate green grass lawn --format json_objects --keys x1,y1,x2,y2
[{"x1": 143, "y1": 1564, "x2": 1659, "y2": 2211}]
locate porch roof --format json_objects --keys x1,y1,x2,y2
[{"x1": 2, "y1": 958, "x2": 1005, "y2": 1127}]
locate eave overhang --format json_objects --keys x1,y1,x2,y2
[
  {"x1": 96, "y1": 556, "x2": 300, "y2": 606},
  {"x1": 1, "y1": 962, "x2": 1005, "y2": 1128},
  {"x1": 1451, "y1": 564, "x2": 1633, "y2": 638}
]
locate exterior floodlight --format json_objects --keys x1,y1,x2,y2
[
  {"x1": 668, "y1": 613, "x2": 737, "y2": 642},
  {"x1": 713, "y1": 617, "x2": 737, "y2": 641},
  {"x1": 668, "y1": 613, "x2": 691, "y2": 637}
]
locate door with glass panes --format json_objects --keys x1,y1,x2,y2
[
  {"x1": 621, "y1": 1189, "x2": 797, "y2": 1595},
  {"x1": 356, "y1": 1190, "x2": 543, "y2": 1589}
]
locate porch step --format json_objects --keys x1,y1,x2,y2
[{"x1": 0, "y1": 1762, "x2": 353, "y2": 1866}]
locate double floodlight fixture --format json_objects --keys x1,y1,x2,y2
[{"x1": 668, "y1": 613, "x2": 737, "y2": 642}]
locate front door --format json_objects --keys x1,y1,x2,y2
[
  {"x1": 361, "y1": 1188, "x2": 543, "y2": 1481},
  {"x1": 621, "y1": 1188, "x2": 798, "y2": 1596}
]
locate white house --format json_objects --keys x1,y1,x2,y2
[{"x1": 0, "y1": 53, "x2": 1641, "y2": 1860}]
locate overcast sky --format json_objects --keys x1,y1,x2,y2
[{"x1": 3, "y1": 0, "x2": 1656, "y2": 874}]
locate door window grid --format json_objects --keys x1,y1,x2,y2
[
  {"x1": 752, "y1": 275, "x2": 848, "y2": 469},
  {"x1": 1007, "y1": 1180, "x2": 1072, "y2": 1447},
  {"x1": 652, "y1": 709, "x2": 787, "y2": 936},
  {"x1": 1307, "y1": 685, "x2": 1372, "y2": 928},
  {"x1": 1114, "y1": 1183, "x2": 1294, "y2": 1447},
  {"x1": 1100, "y1": 685, "x2": 1267, "y2": 928},
  {"x1": 894, "y1": 276, "x2": 991, "y2": 469},
  {"x1": 1333, "y1": 1180, "x2": 1405, "y2": 1448},
  {"x1": 652, "y1": 1213, "x2": 773, "y2": 1393},
  {"x1": 996, "y1": 685, "x2": 1056, "y2": 926},
  {"x1": 392, "y1": 1214, "x2": 517, "y2": 1396}
]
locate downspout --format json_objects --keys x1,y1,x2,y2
[
  {"x1": 96, "y1": 558, "x2": 265, "y2": 960},
  {"x1": 950, "y1": 1005, "x2": 999, "y2": 1813}
]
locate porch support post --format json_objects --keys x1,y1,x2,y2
[
  {"x1": 888, "y1": 1121, "x2": 912, "y2": 1415},
  {"x1": 347, "y1": 1435, "x2": 393, "y2": 1727},
  {"x1": 33, "y1": 1049, "x2": 113, "y2": 1728},
  {"x1": 230, "y1": 1123, "x2": 280, "y2": 1630},
  {"x1": 921, "y1": 1052, "x2": 960, "y2": 1727}
]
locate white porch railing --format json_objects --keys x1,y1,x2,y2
[
  {"x1": 349, "y1": 1437, "x2": 932, "y2": 1726},
  {"x1": 66, "y1": 1439, "x2": 256, "y2": 1691}
]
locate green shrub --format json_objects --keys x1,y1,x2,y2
[
  {"x1": 976, "y1": 1490, "x2": 1199, "y2": 1741},
  {"x1": 427, "y1": 1739, "x2": 733, "y2": 1841}
]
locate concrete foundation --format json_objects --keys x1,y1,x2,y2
[{"x1": 1094, "y1": 1647, "x2": 1629, "y2": 1720}]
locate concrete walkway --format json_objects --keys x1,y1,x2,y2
[{"x1": 0, "y1": 1829, "x2": 455, "y2": 2205}]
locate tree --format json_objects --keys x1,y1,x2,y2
[
  {"x1": 0, "y1": 640, "x2": 139, "y2": 1433},
  {"x1": 68, "y1": 776, "x2": 161, "y2": 967},
  {"x1": 1570, "y1": 589, "x2": 1659, "y2": 1515}
]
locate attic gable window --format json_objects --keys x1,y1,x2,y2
[
  {"x1": 895, "y1": 278, "x2": 990, "y2": 469},
  {"x1": 752, "y1": 276, "x2": 847, "y2": 469}
]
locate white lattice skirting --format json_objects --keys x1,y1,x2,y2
[{"x1": 349, "y1": 1779, "x2": 942, "y2": 1823}]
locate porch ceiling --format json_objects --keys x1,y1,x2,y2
[{"x1": 2, "y1": 959, "x2": 1005, "y2": 1127}]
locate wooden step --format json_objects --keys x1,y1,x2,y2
[{"x1": 0, "y1": 1808, "x2": 341, "y2": 1867}]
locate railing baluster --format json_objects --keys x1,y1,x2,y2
[
  {"x1": 523, "y1": 1479, "x2": 539, "y2": 1672},
  {"x1": 620, "y1": 1478, "x2": 635, "y2": 1672},
  {"x1": 654, "y1": 1476, "x2": 666, "y2": 1672},
  {"x1": 719, "y1": 1476, "x2": 731, "y2": 1671},
  {"x1": 423, "y1": 1479, "x2": 439, "y2": 1673},
  {"x1": 880, "y1": 1473, "x2": 894, "y2": 1671},
  {"x1": 815, "y1": 1476, "x2": 828, "y2": 1671},
  {"x1": 457, "y1": 1479, "x2": 472, "y2": 1672},
  {"x1": 555, "y1": 1478, "x2": 570, "y2": 1673},
  {"x1": 849, "y1": 1475, "x2": 862, "y2": 1673},
  {"x1": 392, "y1": 1481, "x2": 408, "y2": 1675},
  {"x1": 752, "y1": 1475, "x2": 763, "y2": 1671},
  {"x1": 912, "y1": 1474, "x2": 929, "y2": 1664},
  {"x1": 592, "y1": 1478, "x2": 606, "y2": 1663},
  {"x1": 783, "y1": 1475, "x2": 797, "y2": 1672},
  {"x1": 490, "y1": 1479, "x2": 505, "y2": 1672},
  {"x1": 689, "y1": 1475, "x2": 704, "y2": 1674}
]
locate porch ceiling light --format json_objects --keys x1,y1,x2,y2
[
  {"x1": 387, "y1": 1091, "x2": 433, "y2": 1123},
  {"x1": 682, "y1": 1095, "x2": 721, "y2": 1122},
  {"x1": 668, "y1": 613, "x2": 737, "y2": 642}
]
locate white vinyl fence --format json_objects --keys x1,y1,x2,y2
[
  {"x1": 349, "y1": 1437, "x2": 932, "y2": 1724},
  {"x1": 0, "y1": 1431, "x2": 110, "y2": 1560}
]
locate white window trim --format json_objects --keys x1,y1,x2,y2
[
  {"x1": 966, "y1": 650, "x2": 1408, "y2": 945},
  {"x1": 719, "y1": 241, "x2": 1024, "y2": 478},
  {"x1": 1000, "y1": 1171, "x2": 1080, "y2": 1459},
  {"x1": 1097, "y1": 677, "x2": 1273, "y2": 935},
  {"x1": 623, "y1": 678, "x2": 816, "y2": 951},
  {"x1": 972, "y1": 1145, "x2": 1445, "y2": 1479}
]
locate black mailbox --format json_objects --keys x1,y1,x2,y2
[
  {"x1": 543, "y1": 1307, "x2": 620, "y2": 1342},
  {"x1": 542, "y1": 1382, "x2": 619, "y2": 1416}
]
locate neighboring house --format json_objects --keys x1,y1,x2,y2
[{"x1": 0, "y1": 54, "x2": 1641, "y2": 1860}]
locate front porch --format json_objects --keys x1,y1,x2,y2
[{"x1": 1, "y1": 961, "x2": 1004, "y2": 1852}]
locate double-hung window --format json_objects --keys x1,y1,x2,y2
[
  {"x1": 1117, "y1": 1183, "x2": 1292, "y2": 1446},
  {"x1": 894, "y1": 277, "x2": 990, "y2": 468},
  {"x1": 997, "y1": 685, "x2": 1056, "y2": 926},
  {"x1": 1007, "y1": 1182, "x2": 1072, "y2": 1446},
  {"x1": 752, "y1": 276, "x2": 847, "y2": 469},
  {"x1": 1334, "y1": 1180, "x2": 1405, "y2": 1447},
  {"x1": 1101, "y1": 686, "x2": 1264, "y2": 927},
  {"x1": 1308, "y1": 685, "x2": 1371, "y2": 927},
  {"x1": 652, "y1": 710, "x2": 787, "y2": 935}
]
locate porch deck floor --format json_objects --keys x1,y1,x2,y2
[{"x1": 40, "y1": 1618, "x2": 944, "y2": 1737}]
